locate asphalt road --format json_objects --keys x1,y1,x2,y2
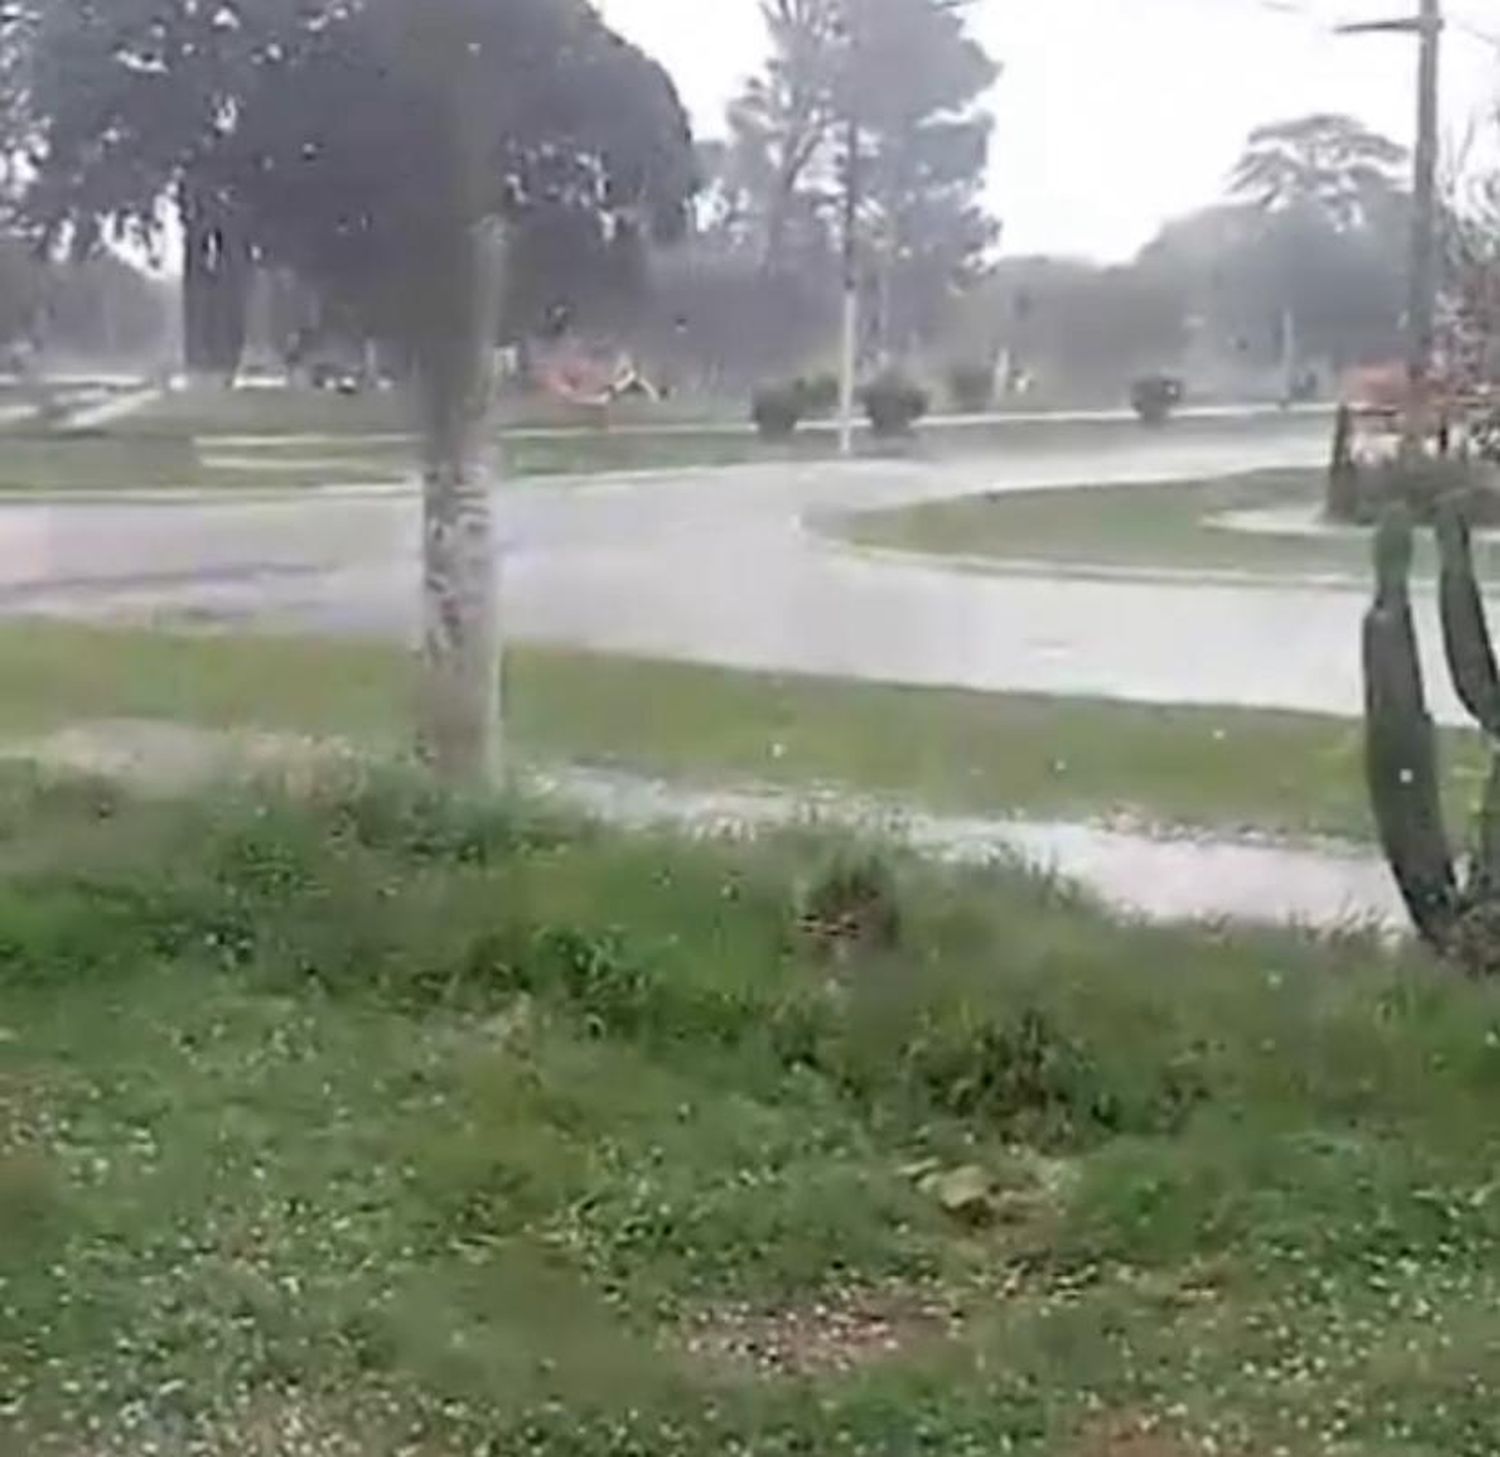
[{"x1": 0, "y1": 410, "x2": 1432, "y2": 722}]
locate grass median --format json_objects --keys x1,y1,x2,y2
[
  {"x1": 4, "y1": 401, "x2": 1332, "y2": 493},
  {"x1": 837, "y1": 466, "x2": 1500, "y2": 581},
  {"x1": 2, "y1": 765, "x2": 1497, "y2": 1454},
  {"x1": 0, "y1": 620, "x2": 1470, "y2": 842},
  {"x1": 0, "y1": 425, "x2": 836, "y2": 491}
]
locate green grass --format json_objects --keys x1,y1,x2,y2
[
  {"x1": 120, "y1": 385, "x2": 749, "y2": 438},
  {"x1": 0, "y1": 619, "x2": 1474, "y2": 842},
  {"x1": 838, "y1": 467, "x2": 1500, "y2": 581},
  {"x1": 0, "y1": 433, "x2": 406, "y2": 493},
  {"x1": 505, "y1": 427, "x2": 828, "y2": 476},
  {"x1": 2, "y1": 768, "x2": 1500, "y2": 1454},
  {"x1": 2, "y1": 401, "x2": 1335, "y2": 494},
  {"x1": 121, "y1": 384, "x2": 412, "y2": 437},
  {"x1": 0, "y1": 421, "x2": 845, "y2": 491}
]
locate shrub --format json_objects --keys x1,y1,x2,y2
[
  {"x1": 1129, "y1": 374, "x2": 1183, "y2": 424},
  {"x1": 795, "y1": 371, "x2": 840, "y2": 417},
  {"x1": 795, "y1": 849, "x2": 901, "y2": 963},
  {"x1": 861, "y1": 371, "x2": 929, "y2": 438},
  {"x1": 751, "y1": 381, "x2": 804, "y2": 440},
  {"x1": 1355, "y1": 456, "x2": 1500, "y2": 526},
  {"x1": 1472, "y1": 406, "x2": 1500, "y2": 464},
  {"x1": 946, "y1": 361, "x2": 994, "y2": 413}
]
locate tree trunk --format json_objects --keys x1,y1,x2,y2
[
  {"x1": 179, "y1": 175, "x2": 249, "y2": 386},
  {"x1": 414, "y1": 219, "x2": 507, "y2": 785},
  {"x1": 181, "y1": 187, "x2": 211, "y2": 379}
]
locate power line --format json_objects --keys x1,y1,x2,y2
[
  {"x1": 1448, "y1": 14, "x2": 1500, "y2": 49},
  {"x1": 1237, "y1": 0, "x2": 1498, "y2": 45}
]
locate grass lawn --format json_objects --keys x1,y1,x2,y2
[
  {"x1": 120, "y1": 385, "x2": 412, "y2": 437},
  {"x1": 3, "y1": 766, "x2": 1499, "y2": 1454},
  {"x1": 0, "y1": 620, "x2": 1478, "y2": 843},
  {"x1": 0, "y1": 434, "x2": 406, "y2": 493},
  {"x1": 120, "y1": 385, "x2": 752, "y2": 438},
  {"x1": 837, "y1": 467, "x2": 1500, "y2": 582},
  {"x1": 505, "y1": 427, "x2": 831, "y2": 477},
  {"x1": 3, "y1": 398, "x2": 1334, "y2": 494},
  {"x1": 0, "y1": 424, "x2": 851, "y2": 491}
]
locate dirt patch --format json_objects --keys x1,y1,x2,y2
[
  {"x1": 681, "y1": 1283, "x2": 964, "y2": 1379},
  {"x1": 1072, "y1": 1416, "x2": 1200, "y2": 1457}
]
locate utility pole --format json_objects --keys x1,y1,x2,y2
[
  {"x1": 834, "y1": 0, "x2": 861, "y2": 459},
  {"x1": 837, "y1": 104, "x2": 860, "y2": 458},
  {"x1": 1407, "y1": 0, "x2": 1443, "y2": 456},
  {"x1": 1340, "y1": 0, "x2": 1444, "y2": 456}
]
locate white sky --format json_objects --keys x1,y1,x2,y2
[{"x1": 595, "y1": 0, "x2": 1500, "y2": 261}]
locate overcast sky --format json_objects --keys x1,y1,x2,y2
[{"x1": 595, "y1": 0, "x2": 1500, "y2": 261}]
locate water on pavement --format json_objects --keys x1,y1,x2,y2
[
  {"x1": 0, "y1": 412, "x2": 1416, "y2": 718},
  {"x1": 537, "y1": 764, "x2": 1403, "y2": 931}
]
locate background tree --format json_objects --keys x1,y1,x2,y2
[
  {"x1": 962, "y1": 256, "x2": 1186, "y2": 401},
  {"x1": 8, "y1": 0, "x2": 331, "y2": 379},
  {"x1": 725, "y1": 0, "x2": 843, "y2": 275},
  {"x1": 726, "y1": 0, "x2": 998, "y2": 362},
  {"x1": 1223, "y1": 114, "x2": 1409, "y2": 382},
  {"x1": 0, "y1": 234, "x2": 45, "y2": 350},
  {"x1": 841, "y1": 0, "x2": 999, "y2": 356},
  {"x1": 1138, "y1": 199, "x2": 1406, "y2": 379},
  {"x1": 44, "y1": 254, "x2": 176, "y2": 365},
  {"x1": 225, "y1": 0, "x2": 694, "y2": 781},
  {"x1": 1440, "y1": 137, "x2": 1500, "y2": 394},
  {"x1": 1231, "y1": 113, "x2": 1408, "y2": 229}
]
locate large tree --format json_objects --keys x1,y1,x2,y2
[
  {"x1": 726, "y1": 0, "x2": 998, "y2": 358},
  {"x1": 223, "y1": 0, "x2": 694, "y2": 781},
  {"x1": 1137, "y1": 201, "x2": 1406, "y2": 378},
  {"x1": 6, "y1": 0, "x2": 335, "y2": 379},
  {"x1": 724, "y1": 0, "x2": 843, "y2": 274},
  {"x1": 1222, "y1": 114, "x2": 1409, "y2": 378},
  {"x1": 1231, "y1": 113, "x2": 1408, "y2": 231},
  {"x1": 843, "y1": 0, "x2": 999, "y2": 356}
]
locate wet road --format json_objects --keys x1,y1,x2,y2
[
  {"x1": 541, "y1": 764, "x2": 1403, "y2": 930},
  {"x1": 0, "y1": 410, "x2": 1442, "y2": 722}
]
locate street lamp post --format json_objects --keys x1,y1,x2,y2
[
  {"x1": 836, "y1": 77, "x2": 860, "y2": 457},
  {"x1": 840, "y1": 38, "x2": 864, "y2": 462}
]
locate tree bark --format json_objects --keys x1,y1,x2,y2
[
  {"x1": 181, "y1": 183, "x2": 211, "y2": 379},
  {"x1": 180, "y1": 175, "x2": 250, "y2": 386},
  {"x1": 414, "y1": 218, "x2": 506, "y2": 785}
]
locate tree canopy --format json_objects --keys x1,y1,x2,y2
[
  {"x1": 218, "y1": 0, "x2": 695, "y2": 780},
  {"x1": 717, "y1": 0, "x2": 999, "y2": 356},
  {"x1": 3, "y1": 0, "x2": 695, "y2": 376},
  {"x1": 220, "y1": 0, "x2": 695, "y2": 351},
  {"x1": 4, "y1": 0, "x2": 347, "y2": 373},
  {"x1": 1230, "y1": 113, "x2": 1408, "y2": 232}
]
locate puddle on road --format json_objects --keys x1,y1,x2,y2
[
  {"x1": 0, "y1": 718, "x2": 1404, "y2": 932},
  {"x1": 530, "y1": 766, "x2": 1404, "y2": 931}
]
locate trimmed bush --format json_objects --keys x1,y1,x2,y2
[
  {"x1": 1129, "y1": 374, "x2": 1183, "y2": 424},
  {"x1": 1354, "y1": 456, "x2": 1500, "y2": 527},
  {"x1": 751, "y1": 381, "x2": 804, "y2": 440},
  {"x1": 861, "y1": 371, "x2": 929, "y2": 438}
]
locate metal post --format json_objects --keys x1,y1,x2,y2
[
  {"x1": 1281, "y1": 306, "x2": 1298, "y2": 405},
  {"x1": 1337, "y1": 3, "x2": 1444, "y2": 457},
  {"x1": 1405, "y1": 0, "x2": 1442, "y2": 457},
  {"x1": 837, "y1": 111, "x2": 859, "y2": 459}
]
